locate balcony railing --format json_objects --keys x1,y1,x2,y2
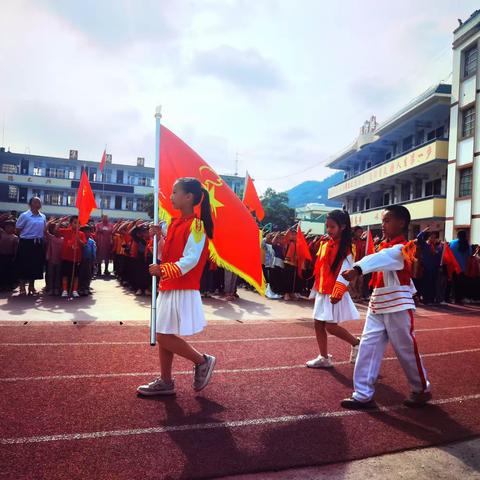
[
  {"x1": 328, "y1": 139, "x2": 448, "y2": 199},
  {"x1": 349, "y1": 196, "x2": 446, "y2": 227}
]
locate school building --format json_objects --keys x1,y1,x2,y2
[
  {"x1": 446, "y1": 10, "x2": 480, "y2": 243},
  {"x1": 0, "y1": 147, "x2": 245, "y2": 220},
  {"x1": 326, "y1": 84, "x2": 451, "y2": 239}
]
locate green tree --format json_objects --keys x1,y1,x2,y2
[{"x1": 261, "y1": 188, "x2": 295, "y2": 230}]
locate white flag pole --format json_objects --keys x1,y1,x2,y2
[{"x1": 150, "y1": 105, "x2": 162, "y2": 346}]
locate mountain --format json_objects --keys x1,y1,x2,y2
[{"x1": 286, "y1": 172, "x2": 344, "y2": 208}]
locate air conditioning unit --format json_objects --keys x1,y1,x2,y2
[
  {"x1": 137, "y1": 157, "x2": 145, "y2": 167},
  {"x1": 69, "y1": 149, "x2": 78, "y2": 160},
  {"x1": 106, "y1": 154, "x2": 112, "y2": 164}
]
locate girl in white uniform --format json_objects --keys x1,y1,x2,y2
[
  {"x1": 137, "y1": 178, "x2": 216, "y2": 396},
  {"x1": 306, "y1": 210, "x2": 360, "y2": 369}
]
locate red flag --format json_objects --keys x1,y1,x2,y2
[
  {"x1": 76, "y1": 170, "x2": 97, "y2": 226},
  {"x1": 99, "y1": 149, "x2": 107, "y2": 173},
  {"x1": 243, "y1": 172, "x2": 265, "y2": 221},
  {"x1": 296, "y1": 223, "x2": 312, "y2": 279},
  {"x1": 441, "y1": 241, "x2": 461, "y2": 280},
  {"x1": 365, "y1": 228, "x2": 375, "y2": 255},
  {"x1": 159, "y1": 125, "x2": 265, "y2": 294}
]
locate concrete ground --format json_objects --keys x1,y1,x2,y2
[
  {"x1": 1, "y1": 275, "x2": 479, "y2": 479},
  {"x1": 0, "y1": 275, "x2": 317, "y2": 323}
]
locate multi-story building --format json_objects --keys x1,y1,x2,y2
[
  {"x1": 0, "y1": 148, "x2": 154, "y2": 220},
  {"x1": 0, "y1": 148, "x2": 245, "y2": 220},
  {"x1": 446, "y1": 10, "x2": 480, "y2": 243},
  {"x1": 326, "y1": 83, "x2": 451, "y2": 238}
]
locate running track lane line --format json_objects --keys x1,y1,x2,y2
[
  {"x1": 1, "y1": 392, "x2": 479, "y2": 445},
  {"x1": 1, "y1": 324, "x2": 479, "y2": 346},
  {"x1": 2, "y1": 347, "x2": 479, "y2": 383}
]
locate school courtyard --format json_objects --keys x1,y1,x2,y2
[{"x1": 1, "y1": 279, "x2": 480, "y2": 480}]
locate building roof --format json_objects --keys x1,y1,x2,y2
[
  {"x1": 453, "y1": 9, "x2": 480, "y2": 35},
  {"x1": 325, "y1": 83, "x2": 451, "y2": 168},
  {"x1": 0, "y1": 148, "x2": 154, "y2": 173}
]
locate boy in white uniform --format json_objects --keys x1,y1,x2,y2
[{"x1": 341, "y1": 205, "x2": 432, "y2": 409}]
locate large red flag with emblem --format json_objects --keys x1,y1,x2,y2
[
  {"x1": 76, "y1": 170, "x2": 97, "y2": 226},
  {"x1": 158, "y1": 125, "x2": 265, "y2": 294},
  {"x1": 243, "y1": 172, "x2": 265, "y2": 221}
]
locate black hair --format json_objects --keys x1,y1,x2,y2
[
  {"x1": 353, "y1": 226, "x2": 363, "y2": 233},
  {"x1": 69, "y1": 215, "x2": 78, "y2": 224},
  {"x1": 384, "y1": 205, "x2": 411, "y2": 231},
  {"x1": 28, "y1": 196, "x2": 41, "y2": 206},
  {"x1": 176, "y1": 177, "x2": 214, "y2": 239},
  {"x1": 457, "y1": 230, "x2": 469, "y2": 253},
  {"x1": 326, "y1": 209, "x2": 352, "y2": 273}
]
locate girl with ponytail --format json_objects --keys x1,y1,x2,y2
[
  {"x1": 306, "y1": 209, "x2": 361, "y2": 369},
  {"x1": 137, "y1": 177, "x2": 216, "y2": 397}
]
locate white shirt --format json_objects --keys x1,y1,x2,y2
[{"x1": 16, "y1": 210, "x2": 46, "y2": 240}]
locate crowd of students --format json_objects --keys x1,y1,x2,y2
[
  {"x1": 1, "y1": 198, "x2": 480, "y2": 308},
  {"x1": 261, "y1": 223, "x2": 480, "y2": 307}
]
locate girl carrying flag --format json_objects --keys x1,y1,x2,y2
[
  {"x1": 306, "y1": 210, "x2": 360, "y2": 369},
  {"x1": 137, "y1": 178, "x2": 216, "y2": 396}
]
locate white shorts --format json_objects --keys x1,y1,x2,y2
[
  {"x1": 155, "y1": 290, "x2": 206, "y2": 336},
  {"x1": 312, "y1": 291, "x2": 360, "y2": 323}
]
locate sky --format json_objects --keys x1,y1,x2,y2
[{"x1": 0, "y1": 0, "x2": 478, "y2": 193}]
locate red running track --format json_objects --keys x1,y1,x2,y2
[{"x1": 1, "y1": 311, "x2": 480, "y2": 480}]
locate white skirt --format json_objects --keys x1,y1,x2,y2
[
  {"x1": 312, "y1": 290, "x2": 360, "y2": 323},
  {"x1": 155, "y1": 290, "x2": 206, "y2": 336}
]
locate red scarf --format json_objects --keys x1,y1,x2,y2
[{"x1": 370, "y1": 236, "x2": 412, "y2": 289}]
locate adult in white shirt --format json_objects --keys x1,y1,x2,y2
[{"x1": 15, "y1": 197, "x2": 46, "y2": 295}]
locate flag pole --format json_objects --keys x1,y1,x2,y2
[
  {"x1": 365, "y1": 225, "x2": 370, "y2": 256},
  {"x1": 150, "y1": 105, "x2": 162, "y2": 346}
]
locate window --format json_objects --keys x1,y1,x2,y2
[
  {"x1": 136, "y1": 197, "x2": 147, "y2": 212},
  {"x1": 45, "y1": 167, "x2": 66, "y2": 179},
  {"x1": 415, "y1": 130, "x2": 424, "y2": 146},
  {"x1": 383, "y1": 192, "x2": 391, "y2": 206},
  {"x1": 125, "y1": 197, "x2": 134, "y2": 210},
  {"x1": 462, "y1": 107, "x2": 475, "y2": 138},
  {"x1": 128, "y1": 175, "x2": 136, "y2": 185},
  {"x1": 463, "y1": 44, "x2": 478, "y2": 78},
  {"x1": 89, "y1": 168, "x2": 97, "y2": 182},
  {"x1": 425, "y1": 178, "x2": 442, "y2": 196},
  {"x1": 458, "y1": 168, "x2": 472, "y2": 198},
  {"x1": 33, "y1": 166, "x2": 42, "y2": 176},
  {"x1": 414, "y1": 179, "x2": 423, "y2": 199},
  {"x1": 99, "y1": 195, "x2": 111, "y2": 209},
  {"x1": 364, "y1": 198, "x2": 371, "y2": 210},
  {"x1": 66, "y1": 192, "x2": 76, "y2": 206},
  {"x1": 8, "y1": 185, "x2": 18, "y2": 201},
  {"x1": 401, "y1": 182, "x2": 411, "y2": 202},
  {"x1": 44, "y1": 191, "x2": 63, "y2": 206},
  {"x1": 68, "y1": 170, "x2": 76, "y2": 180},
  {"x1": 114, "y1": 196, "x2": 122, "y2": 209},
  {"x1": 116, "y1": 170, "x2": 124, "y2": 184},
  {"x1": 1, "y1": 163, "x2": 18, "y2": 174},
  {"x1": 402, "y1": 135, "x2": 413, "y2": 152},
  {"x1": 138, "y1": 177, "x2": 148, "y2": 186}
]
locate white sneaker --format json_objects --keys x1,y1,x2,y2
[
  {"x1": 193, "y1": 354, "x2": 216, "y2": 391},
  {"x1": 137, "y1": 378, "x2": 176, "y2": 396},
  {"x1": 306, "y1": 354, "x2": 333, "y2": 368},
  {"x1": 61, "y1": 290, "x2": 68, "y2": 298},
  {"x1": 350, "y1": 339, "x2": 361, "y2": 364},
  {"x1": 72, "y1": 291, "x2": 80, "y2": 298}
]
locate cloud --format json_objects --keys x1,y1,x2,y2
[
  {"x1": 191, "y1": 45, "x2": 285, "y2": 93},
  {"x1": 40, "y1": 0, "x2": 183, "y2": 48}
]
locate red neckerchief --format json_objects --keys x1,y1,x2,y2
[{"x1": 371, "y1": 235, "x2": 407, "y2": 288}]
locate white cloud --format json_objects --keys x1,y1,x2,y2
[{"x1": 1, "y1": 0, "x2": 479, "y2": 195}]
